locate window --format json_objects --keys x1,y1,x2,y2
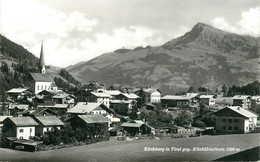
[
  {"x1": 30, "y1": 128, "x2": 32, "y2": 132},
  {"x1": 228, "y1": 126, "x2": 232, "y2": 130},
  {"x1": 41, "y1": 85, "x2": 43, "y2": 90},
  {"x1": 222, "y1": 126, "x2": 226, "y2": 130},
  {"x1": 234, "y1": 119, "x2": 239, "y2": 122},
  {"x1": 222, "y1": 118, "x2": 226, "y2": 122},
  {"x1": 47, "y1": 128, "x2": 49, "y2": 131},
  {"x1": 228, "y1": 119, "x2": 232, "y2": 122},
  {"x1": 19, "y1": 129, "x2": 24, "y2": 133},
  {"x1": 234, "y1": 127, "x2": 239, "y2": 130},
  {"x1": 37, "y1": 85, "x2": 39, "y2": 90},
  {"x1": 45, "y1": 85, "x2": 47, "y2": 90}
]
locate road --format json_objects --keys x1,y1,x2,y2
[{"x1": 0, "y1": 133, "x2": 259, "y2": 161}]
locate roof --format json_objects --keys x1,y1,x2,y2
[
  {"x1": 91, "y1": 92, "x2": 112, "y2": 98},
  {"x1": 14, "y1": 139, "x2": 43, "y2": 146},
  {"x1": 105, "y1": 90, "x2": 121, "y2": 96},
  {"x1": 121, "y1": 122, "x2": 144, "y2": 128},
  {"x1": 200, "y1": 95, "x2": 215, "y2": 99},
  {"x1": 31, "y1": 73, "x2": 54, "y2": 82},
  {"x1": 35, "y1": 116, "x2": 64, "y2": 126},
  {"x1": 120, "y1": 93, "x2": 139, "y2": 99},
  {"x1": 161, "y1": 95, "x2": 195, "y2": 100},
  {"x1": 77, "y1": 114, "x2": 109, "y2": 124},
  {"x1": 39, "y1": 41, "x2": 45, "y2": 67},
  {"x1": 232, "y1": 95, "x2": 251, "y2": 100},
  {"x1": 216, "y1": 106, "x2": 258, "y2": 118},
  {"x1": 38, "y1": 104, "x2": 69, "y2": 109},
  {"x1": 215, "y1": 97, "x2": 233, "y2": 104},
  {"x1": 9, "y1": 104, "x2": 29, "y2": 110},
  {"x1": 22, "y1": 108, "x2": 57, "y2": 116},
  {"x1": 143, "y1": 88, "x2": 160, "y2": 94},
  {"x1": 7, "y1": 88, "x2": 29, "y2": 94},
  {"x1": 7, "y1": 117, "x2": 39, "y2": 126},
  {"x1": 110, "y1": 100, "x2": 131, "y2": 104},
  {"x1": 67, "y1": 102, "x2": 102, "y2": 114},
  {"x1": 0, "y1": 116, "x2": 12, "y2": 122},
  {"x1": 52, "y1": 93, "x2": 70, "y2": 99}
]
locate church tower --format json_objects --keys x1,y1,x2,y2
[{"x1": 39, "y1": 41, "x2": 46, "y2": 74}]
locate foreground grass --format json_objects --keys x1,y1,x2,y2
[{"x1": 0, "y1": 133, "x2": 259, "y2": 161}]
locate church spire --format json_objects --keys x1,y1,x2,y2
[{"x1": 39, "y1": 40, "x2": 46, "y2": 74}]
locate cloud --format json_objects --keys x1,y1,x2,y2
[{"x1": 212, "y1": 7, "x2": 260, "y2": 37}]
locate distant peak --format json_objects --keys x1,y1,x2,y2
[{"x1": 193, "y1": 22, "x2": 214, "y2": 30}]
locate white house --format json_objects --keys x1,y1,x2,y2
[
  {"x1": 143, "y1": 88, "x2": 161, "y2": 103},
  {"x1": 200, "y1": 95, "x2": 216, "y2": 106},
  {"x1": 214, "y1": 106, "x2": 258, "y2": 134},
  {"x1": 232, "y1": 95, "x2": 251, "y2": 109},
  {"x1": 34, "y1": 116, "x2": 64, "y2": 136},
  {"x1": 87, "y1": 92, "x2": 112, "y2": 108},
  {"x1": 3, "y1": 117, "x2": 38, "y2": 140}
]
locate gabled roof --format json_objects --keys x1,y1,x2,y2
[
  {"x1": 91, "y1": 92, "x2": 112, "y2": 98},
  {"x1": 232, "y1": 95, "x2": 251, "y2": 100},
  {"x1": 22, "y1": 108, "x2": 57, "y2": 116},
  {"x1": 7, "y1": 88, "x2": 30, "y2": 94},
  {"x1": 161, "y1": 95, "x2": 195, "y2": 100},
  {"x1": 7, "y1": 117, "x2": 38, "y2": 126},
  {"x1": 9, "y1": 104, "x2": 29, "y2": 110},
  {"x1": 200, "y1": 95, "x2": 215, "y2": 99},
  {"x1": 77, "y1": 114, "x2": 109, "y2": 124},
  {"x1": 31, "y1": 73, "x2": 54, "y2": 82},
  {"x1": 215, "y1": 106, "x2": 258, "y2": 118},
  {"x1": 105, "y1": 90, "x2": 121, "y2": 96},
  {"x1": 120, "y1": 93, "x2": 139, "y2": 99},
  {"x1": 143, "y1": 88, "x2": 160, "y2": 94},
  {"x1": 0, "y1": 116, "x2": 12, "y2": 122},
  {"x1": 35, "y1": 116, "x2": 64, "y2": 126},
  {"x1": 121, "y1": 122, "x2": 144, "y2": 128},
  {"x1": 110, "y1": 100, "x2": 131, "y2": 104},
  {"x1": 67, "y1": 102, "x2": 103, "y2": 114},
  {"x1": 52, "y1": 93, "x2": 70, "y2": 99},
  {"x1": 38, "y1": 104, "x2": 69, "y2": 109}
]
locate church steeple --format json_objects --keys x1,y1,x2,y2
[{"x1": 39, "y1": 40, "x2": 46, "y2": 74}]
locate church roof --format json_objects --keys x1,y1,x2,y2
[
  {"x1": 39, "y1": 41, "x2": 45, "y2": 67},
  {"x1": 31, "y1": 73, "x2": 54, "y2": 82}
]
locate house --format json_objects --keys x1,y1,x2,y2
[
  {"x1": 121, "y1": 122, "x2": 151, "y2": 136},
  {"x1": 87, "y1": 92, "x2": 111, "y2": 108},
  {"x1": 110, "y1": 100, "x2": 132, "y2": 115},
  {"x1": 105, "y1": 90, "x2": 121, "y2": 99},
  {"x1": 251, "y1": 96, "x2": 260, "y2": 104},
  {"x1": 214, "y1": 106, "x2": 258, "y2": 134},
  {"x1": 232, "y1": 95, "x2": 251, "y2": 109},
  {"x1": 7, "y1": 88, "x2": 31, "y2": 102},
  {"x1": 30, "y1": 42, "x2": 58, "y2": 94},
  {"x1": 67, "y1": 102, "x2": 114, "y2": 116},
  {"x1": 52, "y1": 93, "x2": 75, "y2": 104},
  {"x1": 199, "y1": 95, "x2": 216, "y2": 106},
  {"x1": 0, "y1": 116, "x2": 11, "y2": 127},
  {"x1": 9, "y1": 104, "x2": 29, "y2": 117},
  {"x1": 3, "y1": 117, "x2": 38, "y2": 140},
  {"x1": 161, "y1": 94, "x2": 198, "y2": 108},
  {"x1": 21, "y1": 108, "x2": 58, "y2": 117},
  {"x1": 142, "y1": 88, "x2": 161, "y2": 103},
  {"x1": 34, "y1": 116, "x2": 64, "y2": 136},
  {"x1": 85, "y1": 81, "x2": 106, "y2": 92},
  {"x1": 215, "y1": 97, "x2": 233, "y2": 106},
  {"x1": 69, "y1": 114, "x2": 109, "y2": 139},
  {"x1": 37, "y1": 104, "x2": 71, "y2": 117}
]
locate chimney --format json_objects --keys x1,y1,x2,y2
[{"x1": 237, "y1": 107, "x2": 240, "y2": 110}]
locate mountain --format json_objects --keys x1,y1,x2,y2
[
  {"x1": 0, "y1": 35, "x2": 81, "y2": 97},
  {"x1": 67, "y1": 22, "x2": 260, "y2": 94}
]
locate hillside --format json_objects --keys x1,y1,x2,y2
[
  {"x1": 0, "y1": 35, "x2": 81, "y2": 97},
  {"x1": 67, "y1": 22, "x2": 260, "y2": 94}
]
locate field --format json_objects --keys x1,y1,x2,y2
[{"x1": 0, "y1": 133, "x2": 259, "y2": 161}]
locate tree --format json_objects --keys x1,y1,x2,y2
[
  {"x1": 187, "y1": 86, "x2": 195, "y2": 93},
  {"x1": 129, "y1": 101, "x2": 138, "y2": 120},
  {"x1": 221, "y1": 84, "x2": 227, "y2": 96},
  {"x1": 198, "y1": 87, "x2": 207, "y2": 92},
  {"x1": 174, "y1": 111, "x2": 192, "y2": 126}
]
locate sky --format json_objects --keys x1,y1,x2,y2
[{"x1": 0, "y1": 0, "x2": 259, "y2": 68}]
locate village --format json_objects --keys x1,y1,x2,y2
[{"x1": 0, "y1": 43, "x2": 259, "y2": 152}]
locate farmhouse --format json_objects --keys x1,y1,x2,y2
[
  {"x1": 21, "y1": 108, "x2": 57, "y2": 117},
  {"x1": 34, "y1": 116, "x2": 64, "y2": 136},
  {"x1": 143, "y1": 88, "x2": 161, "y2": 103},
  {"x1": 214, "y1": 106, "x2": 258, "y2": 134},
  {"x1": 87, "y1": 92, "x2": 112, "y2": 108},
  {"x1": 7, "y1": 88, "x2": 31, "y2": 102},
  {"x1": 9, "y1": 104, "x2": 29, "y2": 117},
  {"x1": 3, "y1": 117, "x2": 38, "y2": 140},
  {"x1": 161, "y1": 94, "x2": 198, "y2": 108},
  {"x1": 232, "y1": 95, "x2": 251, "y2": 109},
  {"x1": 199, "y1": 95, "x2": 216, "y2": 106},
  {"x1": 67, "y1": 102, "x2": 114, "y2": 116},
  {"x1": 52, "y1": 93, "x2": 75, "y2": 104},
  {"x1": 121, "y1": 121, "x2": 151, "y2": 136},
  {"x1": 110, "y1": 100, "x2": 132, "y2": 115}
]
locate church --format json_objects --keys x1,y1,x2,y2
[{"x1": 31, "y1": 41, "x2": 58, "y2": 94}]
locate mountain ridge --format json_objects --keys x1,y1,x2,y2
[{"x1": 66, "y1": 22, "x2": 259, "y2": 94}]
